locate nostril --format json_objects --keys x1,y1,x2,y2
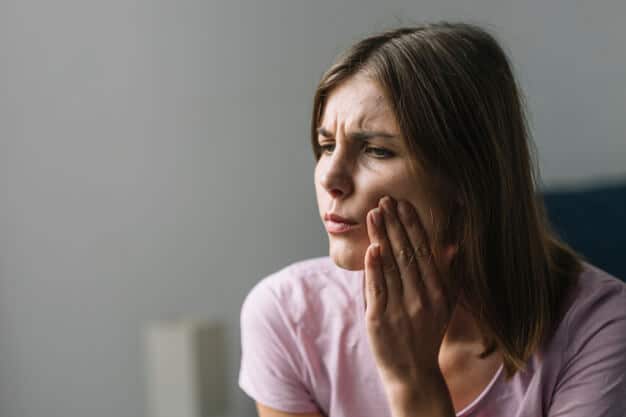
[{"x1": 329, "y1": 189, "x2": 343, "y2": 198}]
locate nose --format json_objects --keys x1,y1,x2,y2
[{"x1": 318, "y1": 147, "x2": 354, "y2": 199}]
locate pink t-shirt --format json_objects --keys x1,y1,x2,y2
[{"x1": 238, "y1": 256, "x2": 626, "y2": 416}]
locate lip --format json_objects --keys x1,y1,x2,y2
[
  {"x1": 324, "y1": 220, "x2": 359, "y2": 234},
  {"x1": 323, "y1": 212, "x2": 359, "y2": 234},
  {"x1": 324, "y1": 212, "x2": 358, "y2": 225}
]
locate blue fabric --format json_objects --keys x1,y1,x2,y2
[{"x1": 542, "y1": 181, "x2": 626, "y2": 282}]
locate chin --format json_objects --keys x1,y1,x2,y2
[{"x1": 328, "y1": 238, "x2": 366, "y2": 271}]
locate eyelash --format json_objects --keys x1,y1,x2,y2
[{"x1": 318, "y1": 144, "x2": 394, "y2": 159}]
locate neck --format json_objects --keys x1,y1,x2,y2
[{"x1": 441, "y1": 299, "x2": 489, "y2": 352}]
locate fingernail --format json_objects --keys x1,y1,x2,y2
[
  {"x1": 372, "y1": 208, "x2": 382, "y2": 226},
  {"x1": 380, "y1": 196, "x2": 394, "y2": 213}
]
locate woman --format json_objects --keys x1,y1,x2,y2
[{"x1": 238, "y1": 22, "x2": 626, "y2": 417}]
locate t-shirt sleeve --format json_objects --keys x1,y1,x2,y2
[
  {"x1": 548, "y1": 281, "x2": 626, "y2": 417},
  {"x1": 238, "y1": 278, "x2": 320, "y2": 414}
]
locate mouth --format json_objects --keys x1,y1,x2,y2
[
  {"x1": 324, "y1": 212, "x2": 358, "y2": 224},
  {"x1": 324, "y1": 220, "x2": 360, "y2": 234}
]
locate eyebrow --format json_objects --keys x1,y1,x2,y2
[{"x1": 316, "y1": 127, "x2": 397, "y2": 141}]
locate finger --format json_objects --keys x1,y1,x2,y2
[
  {"x1": 364, "y1": 243, "x2": 386, "y2": 320},
  {"x1": 396, "y1": 200, "x2": 447, "y2": 305},
  {"x1": 379, "y1": 196, "x2": 423, "y2": 304},
  {"x1": 367, "y1": 204, "x2": 403, "y2": 308},
  {"x1": 366, "y1": 206, "x2": 382, "y2": 248}
]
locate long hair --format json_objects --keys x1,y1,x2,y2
[{"x1": 310, "y1": 22, "x2": 583, "y2": 380}]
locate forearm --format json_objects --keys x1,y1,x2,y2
[{"x1": 385, "y1": 370, "x2": 456, "y2": 417}]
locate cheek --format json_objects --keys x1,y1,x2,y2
[
  {"x1": 368, "y1": 176, "x2": 411, "y2": 204},
  {"x1": 405, "y1": 197, "x2": 445, "y2": 245},
  {"x1": 313, "y1": 165, "x2": 322, "y2": 191},
  {"x1": 314, "y1": 165, "x2": 327, "y2": 204},
  {"x1": 313, "y1": 159, "x2": 326, "y2": 184},
  {"x1": 380, "y1": 177, "x2": 439, "y2": 229}
]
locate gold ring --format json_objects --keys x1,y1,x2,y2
[
  {"x1": 399, "y1": 248, "x2": 415, "y2": 266},
  {"x1": 416, "y1": 244, "x2": 430, "y2": 258}
]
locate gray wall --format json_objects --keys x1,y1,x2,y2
[{"x1": 0, "y1": 0, "x2": 624, "y2": 416}]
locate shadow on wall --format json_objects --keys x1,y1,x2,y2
[{"x1": 542, "y1": 179, "x2": 626, "y2": 282}]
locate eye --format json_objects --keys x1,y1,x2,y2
[
  {"x1": 365, "y1": 147, "x2": 394, "y2": 159},
  {"x1": 318, "y1": 143, "x2": 394, "y2": 159}
]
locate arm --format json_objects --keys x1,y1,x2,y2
[{"x1": 257, "y1": 402, "x2": 323, "y2": 417}]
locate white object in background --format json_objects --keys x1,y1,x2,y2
[{"x1": 144, "y1": 319, "x2": 226, "y2": 417}]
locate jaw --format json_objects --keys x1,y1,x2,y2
[{"x1": 328, "y1": 233, "x2": 368, "y2": 271}]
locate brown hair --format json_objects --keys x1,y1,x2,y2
[{"x1": 310, "y1": 22, "x2": 584, "y2": 380}]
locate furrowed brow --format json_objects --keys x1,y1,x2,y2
[{"x1": 316, "y1": 127, "x2": 396, "y2": 141}]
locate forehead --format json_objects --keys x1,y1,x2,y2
[{"x1": 320, "y1": 75, "x2": 399, "y2": 130}]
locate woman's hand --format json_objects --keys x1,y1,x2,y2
[{"x1": 363, "y1": 195, "x2": 459, "y2": 397}]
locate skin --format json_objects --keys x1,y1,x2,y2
[
  {"x1": 313, "y1": 72, "x2": 481, "y2": 352},
  {"x1": 256, "y1": 73, "x2": 502, "y2": 417},
  {"x1": 314, "y1": 73, "x2": 443, "y2": 272},
  {"x1": 315, "y1": 73, "x2": 499, "y2": 414}
]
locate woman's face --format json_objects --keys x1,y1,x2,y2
[{"x1": 315, "y1": 74, "x2": 444, "y2": 271}]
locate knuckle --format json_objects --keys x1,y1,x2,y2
[
  {"x1": 397, "y1": 249, "x2": 411, "y2": 266},
  {"x1": 388, "y1": 313, "x2": 404, "y2": 325},
  {"x1": 382, "y1": 262, "x2": 396, "y2": 274},
  {"x1": 404, "y1": 217, "x2": 415, "y2": 229},
  {"x1": 407, "y1": 301, "x2": 425, "y2": 317},
  {"x1": 366, "y1": 317, "x2": 386, "y2": 331},
  {"x1": 368, "y1": 279, "x2": 385, "y2": 296},
  {"x1": 430, "y1": 289, "x2": 445, "y2": 304}
]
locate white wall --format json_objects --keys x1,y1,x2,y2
[{"x1": 0, "y1": 1, "x2": 624, "y2": 416}]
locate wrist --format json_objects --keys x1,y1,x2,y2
[
  {"x1": 384, "y1": 368, "x2": 455, "y2": 417},
  {"x1": 385, "y1": 366, "x2": 444, "y2": 396}
]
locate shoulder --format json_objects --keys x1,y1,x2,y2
[
  {"x1": 256, "y1": 256, "x2": 340, "y2": 299},
  {"x1": 555, "y1": 262, "x2": 626, "y2": 358},
  {"x1": 242, "y1": 256, "x2": 337, "y2": 306},
  {"x1": 237, "y1": 257, "x2": 344, "y2": 413},
  {"x1": 241, "y1": 256, "x2": 358, "y2": 327},
  {"x1": 564, "y1": 263, "x2": 626, "y2": 329},
  {"x1": 537, "y1": 264, "x2": 626, "y2": 416}
]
